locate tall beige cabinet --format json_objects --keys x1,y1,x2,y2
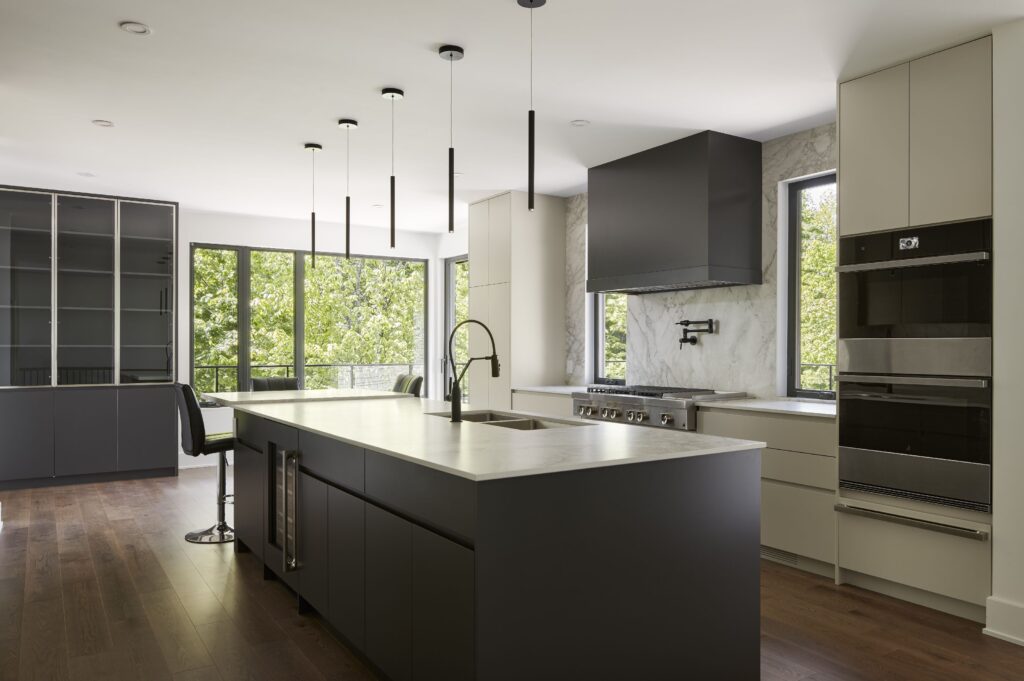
[
  {"x1": 839, "y1": 36, "x2": 992, "y2": 235},
  {"x1": 467, "y1": 191, "x2": 566, "y2": 411}
]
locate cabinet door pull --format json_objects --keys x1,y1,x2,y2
[{"x1": 834, "y1": 503, "x2": 988, "y2": 541}]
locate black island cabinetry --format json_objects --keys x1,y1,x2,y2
[{"x1": 233, "y1": 410, "x2": 760, "y2": 681}]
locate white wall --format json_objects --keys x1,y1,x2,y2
[
  {"x1": 986, "y1": 18, "x2": 1024, "y2": 647},
  {"x1": 175, "y1": 208, "x2": 450, "y2": 467}
]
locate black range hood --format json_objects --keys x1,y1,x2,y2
[{"x1": 586, "y1": 130, "x2": 762, "y2": 294}]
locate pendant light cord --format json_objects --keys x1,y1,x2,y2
[
  {"x1": 391, "y1": 97, "x2": 395, "y2": 174},
  {"x1": 530, "y1": 8, "x2": 534, "y2": 108},
  {"x1": 346, "y1": 128, "x2": 350, "y2": 195},
  {"x1": 450, "y1": 58, "x2": 454, "y2": 146},
  {"x1": 311, "y1": 147, "x2": 316, "y2": 208}
]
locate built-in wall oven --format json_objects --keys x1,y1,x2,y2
[{"x1": 837, "y1": 220, "x2": 992, "y2": 511}]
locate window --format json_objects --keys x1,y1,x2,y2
[
  {"x1": 190, "y1": 245, "x2": 427, "y2": 395},
  {"x1": 787, "y1": 174, "x2": 837, "y2": 398},
  {"x1": 443, "y1": 256, "x2": 470, "y2": 402},
  {"x1": 594, "y1": 292, "x2": 627, "y2": 383},
  {"x1": 191, "y1": 247, "x2": 239, "y2": 393},
  {"x1": 303, "y1": 254, "x2": 427, "y2": 390},
  {"x1": 250, "y1": 250, "x2": 295, "y2": 380}
]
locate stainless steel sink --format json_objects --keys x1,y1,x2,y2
[
  {"x1": 427, "y1": 410, "x2": 519, "y2": 423},
  {"x1": 483, "y1": 418, "x2": 590, "y2": 430}
]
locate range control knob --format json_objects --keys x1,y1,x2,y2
[
  {"x1": 635, "y1": 411, "x2": 648, "y2": 423},
  {"x1": 609, "y1": 409, "x2": 620, "y2": 419},
  {"x1": 626, "y1": 410, "x2": 636, "y2": 421},
  {"x1": 585, "y1": 406, "x2": 594, "y2": 417},
  {"x1": 578, "y1": 405, "x2": 586, "y2": 416},
  {"x1": 601, "y1": 408, "x2": 610, "y2": 418},
  {"x1": 660, "y1": 413, "x2": 674, "y2": 426}
]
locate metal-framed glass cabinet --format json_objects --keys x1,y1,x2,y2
[{"x1": 0, "y1": 185, "x2": 178, "y2": 485}]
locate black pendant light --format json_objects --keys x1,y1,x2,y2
[
  {"x1": 304, "y1": 142, "x2": 322, "y2": 267},
  {"x1": 439, "y1": 45, "x2": 464, "y2": 233},
  {"x1": 382, "y1": 87, "x2": 404, "y2": 248},
  {"x1": 338, "y1": 118, "x2": 358, "y2": 259},
  {"x1": 519, "y1": 0, "x2": 545, "y2": 211}
]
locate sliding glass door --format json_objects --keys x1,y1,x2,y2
[{"x1": 442, "y1": 256, "x2": 470, "y2": 402}]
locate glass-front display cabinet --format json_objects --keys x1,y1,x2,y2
[
  {"x1": 0, "y1": 190, "x2": 53, "y2": 387},
  {"x1": 0, "y1": 186, "x2": 176, "y2": 388}
]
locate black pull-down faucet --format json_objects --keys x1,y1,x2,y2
[{"x1": 446, "y1": 319, "x2": 500, "y2": 422}]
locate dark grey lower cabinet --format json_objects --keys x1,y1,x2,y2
[
  {"x1": 297, "y1": 471, "x2": 329, "y2": 615},
  {"x1": 328, "y1": 485, "x2": 365, "y2": 649},
  {"x1": 365, "y1": 504, "x2": 414, "y2": 681},
  {"x1": 116, "y1": 385, "x2": 176, "y2": 471},
  {"x1": 233, "y1": 443, "x2": 264, "y2": 559},
  {"x1": 413, "y1": 526, "x2": 475, "y2": 681},
  {"x1": 54, "y1": 387, "x2": 116, "y2": 476},
  {"x1": 0, "y1": 388, "x2": 54, "y2": 481}
]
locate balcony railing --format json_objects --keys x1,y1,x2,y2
[{"x1": 194, "y1": 362, "x2": 422, "y2": 393}]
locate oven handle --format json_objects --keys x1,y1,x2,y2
[
  {"x1": 836, "y1": 251, "x2": 990, "y2": 273},
  {"x1": 834, "y1": 503, "x2": 989, "y2": 541},
  {"x1": 837, "y1": 374, "x2": 989, "y2": 389}
]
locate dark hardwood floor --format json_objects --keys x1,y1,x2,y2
[{"x1": 1, "y1": 468, "x2": 1022, "y2": 680}]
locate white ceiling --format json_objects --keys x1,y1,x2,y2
[{"x1": 1, "y1": 0, "x2": 1021, "y2": 233}]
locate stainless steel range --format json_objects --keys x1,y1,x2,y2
[{"x1": 572, "y1": 385, "x2": 746, "y2": 431}]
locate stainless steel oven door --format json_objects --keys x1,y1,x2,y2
[{"x1": 837, "y1": 374, "x2": 991, "y2": 511}]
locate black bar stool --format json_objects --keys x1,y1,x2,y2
[
  {"x1": 252, "y1": 376, "x2": 299, "y2": 391},
  {"x1": 174, "y1": 383, "x2": 235, "y2": 544},
  {"x1": 392, "y1": 373, "x2": 423, "y2": 397}
]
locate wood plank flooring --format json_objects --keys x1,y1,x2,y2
[{"x1": 1, "y1": 468, "x2": 1023, "y2": 680}]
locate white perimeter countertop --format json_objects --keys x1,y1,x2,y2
[
  {"x1": 204, "y1": 388, "x2": 412, "y2": 406},
  {"x1": 698, "y1": 398, "x2": 836, "y2": 419},
  {"x1": 511, "y1": 385, "x2": 586, "y2": 396},
  {"x1": 224, "y1": 398, "x2": 764, "y2": 482}
]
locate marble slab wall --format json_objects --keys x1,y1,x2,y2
[
  {"x1": 565, "y1": 193, "x2": 588, "y2": 385},
  {"x1": 563, "y1": 123, "x2": 836, "y2": 396}
]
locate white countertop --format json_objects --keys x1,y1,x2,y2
[
  {"x1": 698, "y1": 398, "x2": 836, "y2": 419},
  {"x1": 511, "y1": 385, "x2": 586, "y2": 396},
  {"x1": 227, "y1": 398, "x2": 764, "y2": 482},
  {"x1": 204, "y1": 388, "x2": 412, "y2": 406}
]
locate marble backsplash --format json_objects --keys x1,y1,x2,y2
[
  {"x1": 565, "y1": 193, "x2": 588, "y2": 385},
  {"x1": 562, "y1": 123, "x2": 837, "y2": 397},
  {"x1": 627, "y1": 123, "x2": 836, "y2": 396}
]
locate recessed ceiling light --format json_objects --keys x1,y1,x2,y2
[
  {"x1": 119, "y1": 21, "x2": 151, "y2": 35},
  {"x1": 454, "y1": 172, "x2": 464, "y2": 178},
  {"x1": 372, "y1": 204, "x2": 384, "y2": 208},
  {"x1": 77, "y1": 172, "x2": 96, "y2": 178},
  {"x1": 570, "y1": 119, "x2": 591, "y2": 127},
  {"x1": 91, "y1": 119, "x2": 114, "y2": 127}
]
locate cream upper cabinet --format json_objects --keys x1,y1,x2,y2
[
  {"x1": 909, "y1": 36, "x2": 992, "y2": 226},
  {"x1": 839, "y1": 63, "x2": 910, "y2": 236},
  {"x1": 488, "y1": 193, "x2": 511, "y2": 285},
  {"x1": 487, "y1": 282, "x2": 512, "y2": 410},
  {"x1": 468, "y1": 200, "x2": 489, "y2": 288},
  {"x1": 467, "y1": 283, "x2": 490, "y2": 407}
]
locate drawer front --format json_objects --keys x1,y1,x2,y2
[
  {"x1": 511, "y1": 392, "x2": 574, "y2": 419},
  {"x1": 762, "y1": 448, "x2": 836, "y2": 491},
  {"x1": 837, "y1": 503, "x2": 990, "y2": 605},
  {"x1": 761, "y1": 480, "x2": 836, "y2": 564},
  {"x1": 365, "y1": 450, "x2": 477, "y2": 543},
  {"x1": 299, "y1": 430, "x2": 364, "y2": 492},
  {"x1": 698, "y1": 408, "x2": 837, "y2": 456}
]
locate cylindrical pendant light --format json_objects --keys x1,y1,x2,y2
[
  {"x1": 519, "y1": 0, "x2": 546, "y2": 211},
  {"x1": 439, "y1": 45, "x2": 464, "y2": 234},
  {"x1": 338, "y1": 119, "x2": 358, "y2": 259},
  {"x1": 382, "y1": 87, "x2": 404, "y2": 249},
  {"x1": 304, "y1": 142, "x2": 322, "y2": 267}
]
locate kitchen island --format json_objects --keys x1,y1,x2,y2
[{"x1": 224, "y1": 396, "x2": 764, "y2": 681}]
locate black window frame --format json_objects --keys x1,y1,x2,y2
[
  {"x1": 787, "y1": 172, "x2": 837, "y2": 400},
  {"x1": 189, "y1": 243, "x2": 429, "y2": 396},
  {"x1": 593, "y1": 292, "x2": 626, "y2": 386},
  {"x1": 442, "y1": 254, "x2": 469, "y2": 400}
]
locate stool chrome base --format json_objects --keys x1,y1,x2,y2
[
  {"x1": 185, "y1": 449, "x2": 235, "y2": 545},
  {"x1": 186, "y1": 522, "x2": 235, "y2": 544}
]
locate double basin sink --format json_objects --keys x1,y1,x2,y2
[{"x1": 429, "y1": 410, "x2": 592, "y2": 431}]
